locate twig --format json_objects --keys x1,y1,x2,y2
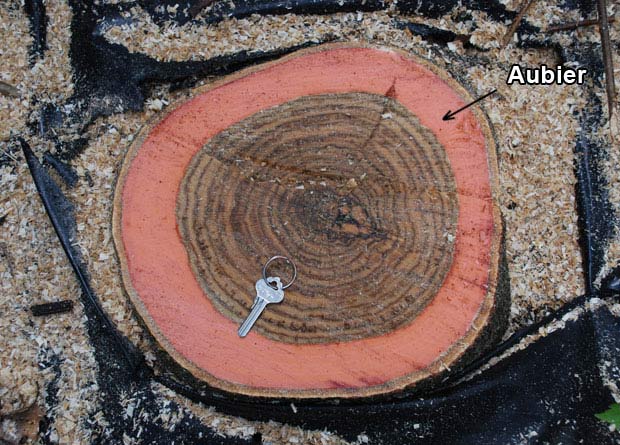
[
  {"x1": 31, "y1": 300, "x2": 74, "y2": 316},
  {"x1": 546, "y1": 16, "x2": 616, "y2": 33},
  {"x1": 597, "y1": 0, "x2": 616, "y2": 119},
  {"x1": 501, "y1": 0, "x2": 536, "y2": 48},
  {"x1": 1, "y1": 148, "x2": 19, "y2": 163}
]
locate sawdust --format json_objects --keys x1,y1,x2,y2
[
  {"x1": 0, "y1": 3, "x2": 31, "y2": 142},
  {"x1": 0, "y1": 0, "x2": 74, "y2": 142},
  {"x1": 0, "y1": 156, "x2": 100, "y2": 444},
  {"x1": 1, "y1": 0, "x2": 619, "y2": 443},
  {"x1": 596, "y1": 3, "x2": 620, "y2": 284}
]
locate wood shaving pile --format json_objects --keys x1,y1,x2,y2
[
  {"x1": 0, "y1": 4, "x2": 30, "y2": 142},
  {"x1": 0, "y1": 1, "x2": 73, "y2": 142},
  {"x1": 1, "y1": 0, "x2": 619, "y2": 443}
]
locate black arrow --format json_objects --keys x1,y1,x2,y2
[{"x1": 442, "y1": 89, "x2": 497, "y2": 121}]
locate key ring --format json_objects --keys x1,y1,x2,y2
[{"x1": 262, "y1": 256, "x2": 297, "y2": 290}]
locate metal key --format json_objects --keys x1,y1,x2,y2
[{"x1": 238, "y1": 277, "x2": 284, "y2": 337}]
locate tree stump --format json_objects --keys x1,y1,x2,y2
[{"x1": 113, "y1": 44, "x2": 508, "y2": 399}]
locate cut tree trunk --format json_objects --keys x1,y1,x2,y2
[{"x1": 113, "y1": 43, "x2": 508, "y2": 399}]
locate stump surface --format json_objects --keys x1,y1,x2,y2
[{"x1": 113, "y1": 44, "x2": 506, "y2": 398}]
